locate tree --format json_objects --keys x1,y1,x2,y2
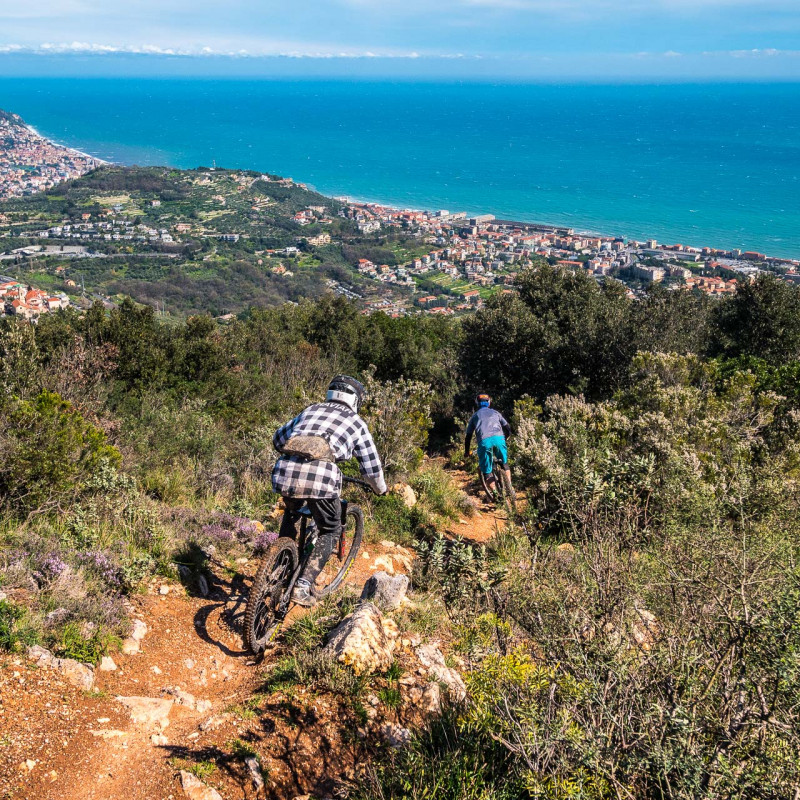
[{"x1": 711, "y1": 274, "x2": 800, "y2": 364}]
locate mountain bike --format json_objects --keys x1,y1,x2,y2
[
  {"x1": 244, "y1": 476, "x2": 372, "y2": 655},
  {"x1": 478, "y1": 452, "x2": 517, "y2": 515}
]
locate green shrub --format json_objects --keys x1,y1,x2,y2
[{"x1": 0, "y1": 599, "x2": 39, "y2": 652}]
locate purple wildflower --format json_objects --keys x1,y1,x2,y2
[
  {"x1": 252, "y1": 530, "x2": 279, "y2": 554},
  {"x1": 79, "y1": 551, "x2": 121, "y2": 587},
  {"x1": 201, "y1": 523, "x2": 234, "y2": 542}
]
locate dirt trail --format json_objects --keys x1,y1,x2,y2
[
  {"x1": 2, "y1": 535, "x2": 416, "y2": 800},
  {"x1": 1, "y1": 467, "x2": 508, "y2": 800},
  {"x1": 439, "y1": 464, "x2": 521, "y2": 545}
]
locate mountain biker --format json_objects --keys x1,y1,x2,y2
[
  {"x1": 464, "y1": 392, "x2": 512, "y2": 500},
  {"x1": 271, "y1": 375, "x2": 387, "y2": 607}
]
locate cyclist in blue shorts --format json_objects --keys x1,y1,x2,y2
[{"x1": 464, "y1": 392, "x2": 512, "y2": 500}]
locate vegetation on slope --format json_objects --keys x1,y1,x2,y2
[{"x1": 2, "y1": 265, "x2": 800, "y2": 796}]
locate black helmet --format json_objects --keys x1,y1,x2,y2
[
  {"x1": 327, "y1": 375, "x2": 366, "y2": 412},
  {"x1": 475, "y1": 392, "x2": 491, "y2": 409}
]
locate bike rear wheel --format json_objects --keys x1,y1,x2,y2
[
  {"x1": 244, "y1": 537, "x2": 298, "y2": 655},
  {"x1": 499, "y1": 467, "x2": 517, "y2": 514},
  {"x1": 480, "y1": 469, "x2": 496, "y2": 504},
  {"x1": 315, "y1": 504, "x2": 364, "y2": 598}
]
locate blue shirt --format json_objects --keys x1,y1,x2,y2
[{"x1": 465, "y1": 406, "x2": 511, "y2": 450}]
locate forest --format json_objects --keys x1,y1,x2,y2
[{"x1": 2, "y1": 265, "x2": 800, "y2": 798}]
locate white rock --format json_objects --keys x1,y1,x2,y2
[
  {"x1": 117, "y1": 696, "x2": 173, "y2": 730},
  {"x1": 324, "y1": 602, "x2": 398, "y2": 675},
  {"x1": 196, "y1": 699, "x2": 212, "y2": 714},
  {"x1": 392, "y1": 482, "x2": 417, "y2": 509},
  {"x1": 184, "y1": 658, "x2": 195, "y2": 670},
  {"x1": 151, "y1": 665, "x2": 162, "y2": 675},
  {"x1": 245, "y1": 756, "x2": 264, "y2": 793},
  {"x1": 151, "y1": 734, "x2": 169, "y2": 746},
  {"x1": 131, "y1": 619, "x2": 148, "y2": 642},
  {"x1": 372, "y1": 555, "x2": 395, "y2": 575},
  {"x1": 159, "y1": 586, "x2": 170, "y2": 596},
  {"x1": 415, "y1": 645, "x2": 466, "y2": 702},
  {"x1": 180, "y1": 770, "x2": 224, "y2": 800},
  {"x1": 381, "y1": 722, "x2": 412, "y2": 748},
  {"x1": 165, "y1": 686, "x2": 196, "y2": 707},
  {"x1": 361, "y1": 571, "x2": 409, "y2": 611},
  {"x1": 99, "y1": 656, "x2": 117, "y2": 672},
  {"x1": 121, "y1": 638, "x2": 140, "y2": 655},
  {"x1": 89, "y1": 729, "x2": 127, "y2": 739},
  {"x1": 26, "y1": 646, "x2": 94, "y2": 690},
  {"x1": 196, "y1": 575, "x2": 210, "y2": 597},
  {"x1": 407, "y1": 681, "x2": 441, "y2": 715},
  {"x1": 199, "y1": 713, "x2": 230, "y2": 731}
]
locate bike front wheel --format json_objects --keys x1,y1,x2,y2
[
  {"x1": 315, "y1": 504, "x2": 364, "y2": 599},
  {"x1": 244, "y1": 537, "x2": 298, "y2": 655}
]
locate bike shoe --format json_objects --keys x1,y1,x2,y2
[{"x1": 291, "y1": 580, "x2": 317, "y2": 608}]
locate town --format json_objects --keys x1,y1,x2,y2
[
  {"x1": 1, "y1": 117, "x2": 799, "y2": 321},
  {"x1": 0, "y1": 110, "x2": 101, "y2": 200},
  {"x1": 335, "y1": 201, "x2": 800, "y2": 317}
]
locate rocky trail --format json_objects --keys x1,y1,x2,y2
[{"x1": 1, "y1": 471, "x2": 515, "y2": 800}]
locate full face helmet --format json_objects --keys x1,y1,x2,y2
[{"x1": 327, "y1": 375, "x2": 366, "y2": 413}]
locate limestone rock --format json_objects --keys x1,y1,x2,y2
[
  {"x1": 57, "y1": 658, "x2": 95, "y2": 691},
  {"x1": 324, "y1": 602, "x2": 398, "y2": 675},
  {"x1": 99, "y1": 656, "x2": 117, "y2": 671},
  {"x1": 117, "y1": 696, "x2": 173, "y2": 730},
  {"x1": 164, "y1": 685, "x2": 211, "y2": 713},
  {"x1": 151, "y1": 734, "x2": 169, "y2": 746},
  {"x1": 131, "y1": 619, "x2": 148, "y2": 641},
  {"x1": 392, "y1": 482, "x2": 417, "y2": 509},
  {"x1": 180, "y1": 770, "x2": 224, "y2": 800},
  {"x1": 245, "y1": 756, "x2": 265, "y2": 794},
  {"x1": 159, "y1": 585, "x2": 170, "y2": 595},
  {"x1": 26, "y1": 645, "x2": 55, "y2": 667},
  {"x1": 89, "y1": 729, "x2": 127, "y2": 739},
  {"x1": 26, "y1": 646, "x2": 94, "y2": 690},
  {"x1": 632, "y1": 608, "x2": 660, "y2": 651},
  {"x1": 196, "y1": 574, "x2": 210, "y2": 597},
  {"x1": 199, "y1": 713, "x2": 230, "y2": 731},
  {"x1": 415, "y1": 645, "x2": 466, "y2": 702},
  {"x1": 121, "y1": 638, "x2": 140, "y2": 655},
  {"x1": 361, "y1": 571, "x2": 409, "y2": 610},
  {"x1": 407, "y1": 681, "x2": 441, "y2": 715},
  {"x1": 165, "y1": 686, "x2": 197, "y2": 707},
  {"x1": 372, "y1": 555, "x2": 395, "y2": 575},
  {"x1": 381, "y1": 722, "x2": 412, "y2": 748}
]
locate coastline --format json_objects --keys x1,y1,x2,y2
[
  {"x1": 13, "y1": 120, "x2": 798, "y2": 265},
  {"x1": 24, "y1": 124, "x2": 109, "y2": 165}
]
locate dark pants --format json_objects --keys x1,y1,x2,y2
[{"x1": 279, "y1": 496, "x2": 341, "y2": 587}]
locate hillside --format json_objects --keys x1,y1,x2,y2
[
  {"x1": 2, "y1": 267, "x2": 800, "y2": 798},
  {"x1": 0, "y1": 165, "x2": 428, "y2": 316}
]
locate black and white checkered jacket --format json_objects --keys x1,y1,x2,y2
[{"x1": 271, "y1": 401, "x2": 387, "y2": 499}]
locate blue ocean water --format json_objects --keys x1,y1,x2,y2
[{"x1": 1, "y1": 79, "x2": 798, "y2": 257}]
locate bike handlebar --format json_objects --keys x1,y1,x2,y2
[{"x1": 342, "y1": 475, "x2": 377, "y2": 493}]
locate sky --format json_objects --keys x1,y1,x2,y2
[{"x1": 0, "y1": 0, "x2": 798, "y2": 79}]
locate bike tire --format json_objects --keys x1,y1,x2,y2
[
  {"x1": 244, "y1": 537, "x2": 298, "y2": 655},
  {"x1": 316, "y1": 504, "x2": 364, "y2": 598},
  {"x1": 480, "y1": 470, "x2": 496, "y2": 504},
  {"x1": 500, "y1": 468, "x2": 517, "y2": 515}
]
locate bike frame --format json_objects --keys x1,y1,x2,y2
[{"x1": 275, "y1": 476, "x2": 368, "y2": 613}]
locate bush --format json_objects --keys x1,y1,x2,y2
[
  {"x1": 0, "y1": 389, "x2": 121, "y2": 515},
  {"x1": 0, "y1": 599, "x2": 39, "y2": 652}
]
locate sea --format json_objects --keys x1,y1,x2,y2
[{"x1": 1, "y1": 78, "x2": 798, "y2": 258}]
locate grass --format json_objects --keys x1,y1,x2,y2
[
  {"x1": 228, "y1": 738, "x2": 259, "y2": 761},
  {"x1": 378, "y1": 686, "x2": 402, "y2": 710},
  {"x1": 168, "y1": 757, "x2": 217, "y2": 780}
]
